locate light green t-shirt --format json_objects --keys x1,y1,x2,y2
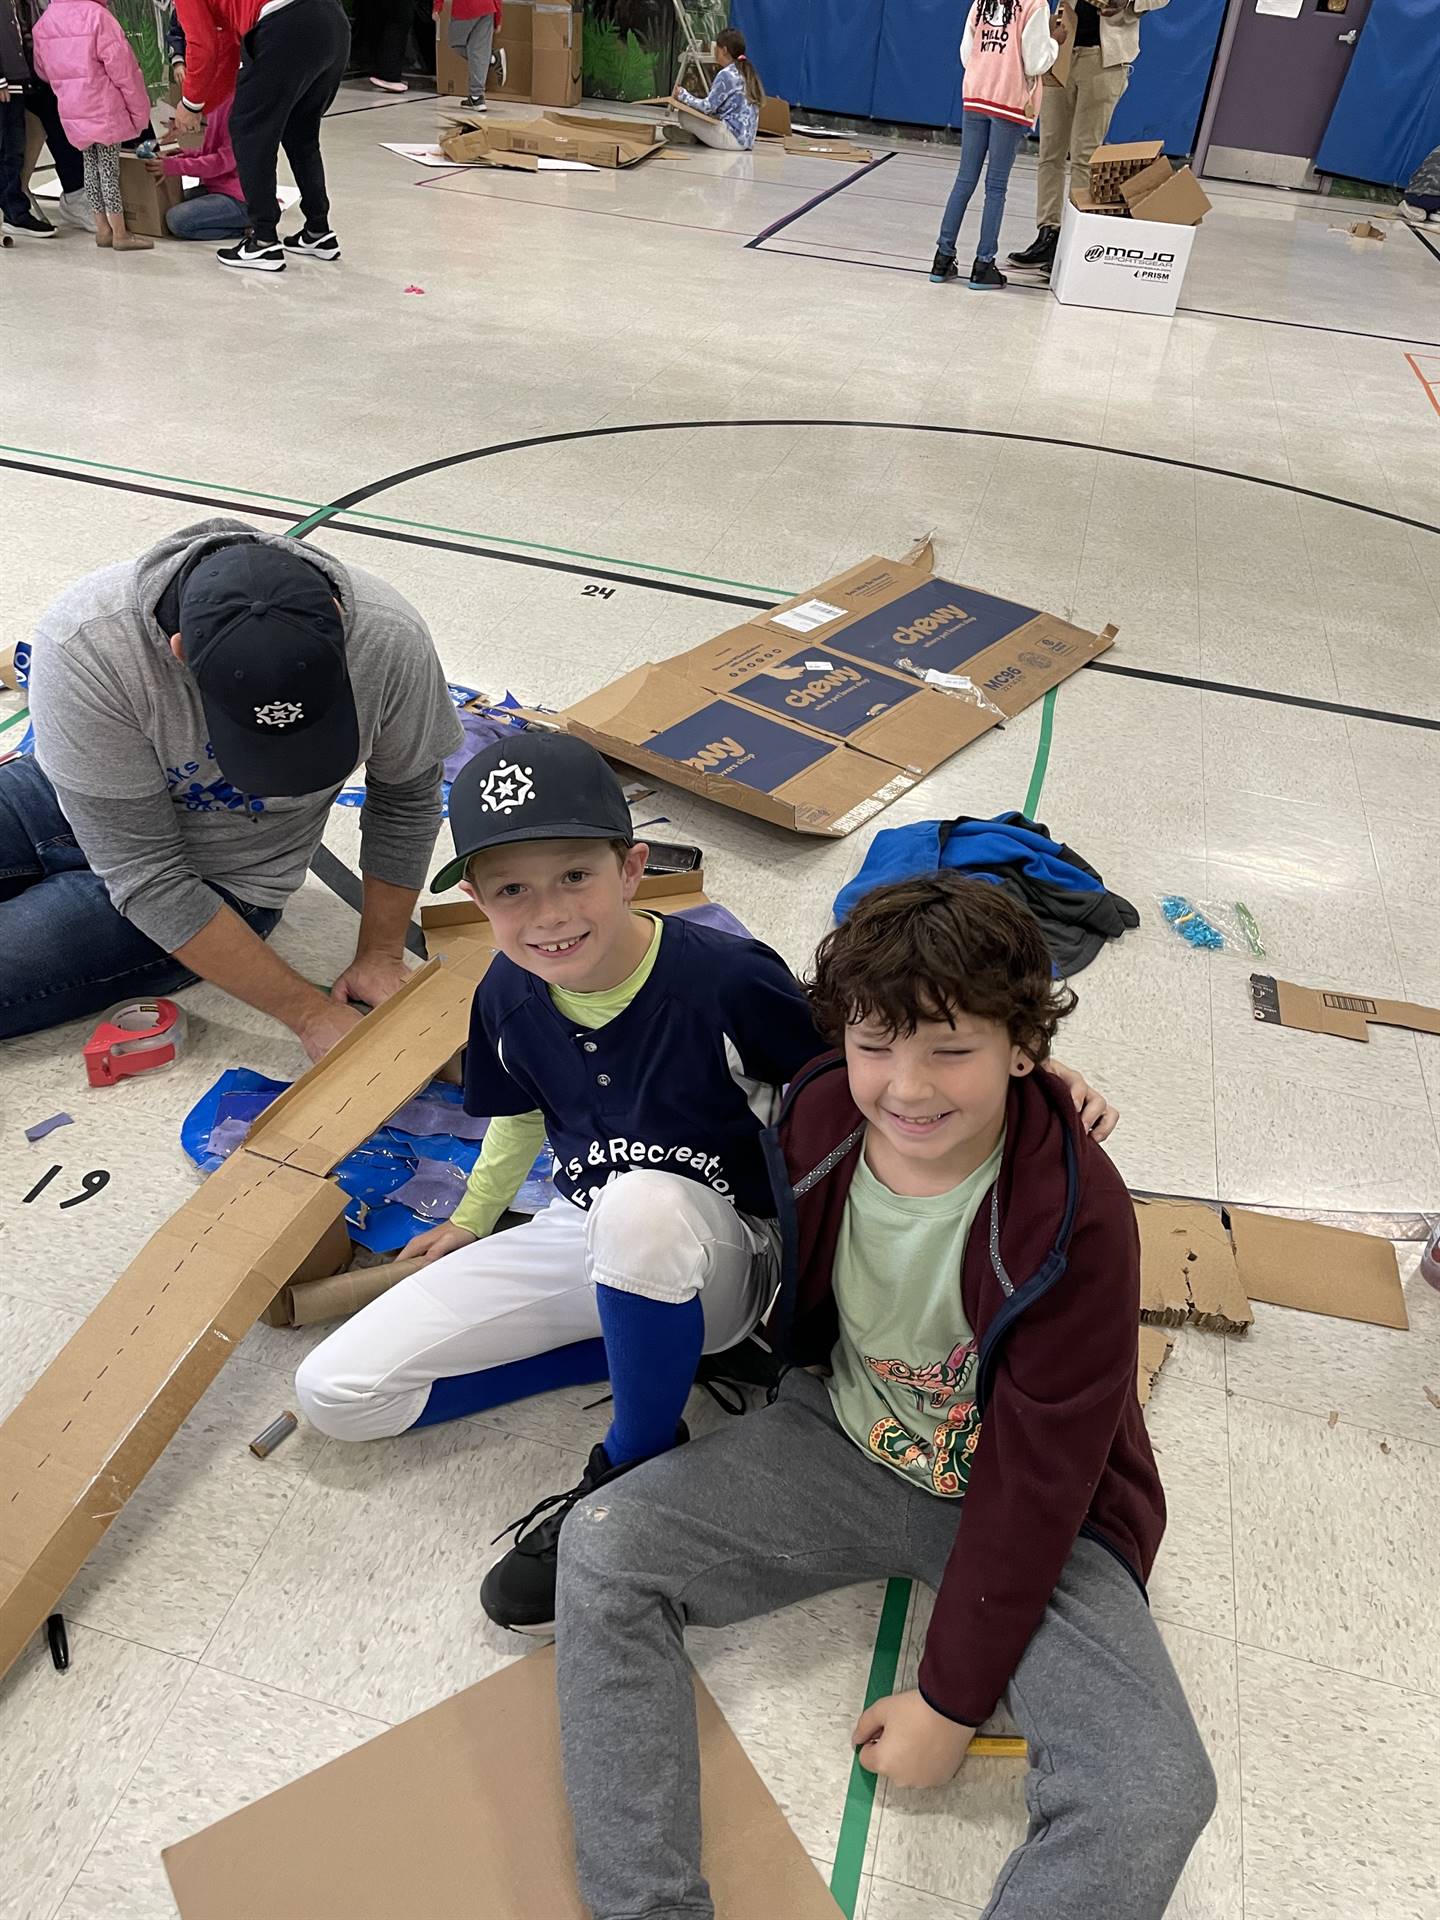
[
  {"x1": 827, "y1": 1135, "x2": 1004, "y2": 1498},
  {"x1": 450, "y1": 915, "x2": 663, "y2": 1239}
]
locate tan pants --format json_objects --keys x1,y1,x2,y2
[{"x1": 1035, "y1": 45, "x2": 1129, "y2": 228}]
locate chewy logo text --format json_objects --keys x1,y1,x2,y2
[
  {"x1": 785, "y1": 665, "x2": 862, "y2": 710},
  {"x1": 682, "y1": 735, "x2": 744, "y2": 773},
  {"x1": 891, "y1": 602, "x2": 969, "y2": 647}
]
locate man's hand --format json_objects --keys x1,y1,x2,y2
[
  {"x1": 144, "y1": 157, "x2": 165, "y2": 178},
  {"x1": 296, "y1": 998, "x2": 366, "y2": 1063},
  {"x1": 173, "y1": 102, "x2": 202, "y2": 136},
  {"x1": 400, "y1": 1221, "x2": 479, "y2": 1264},
  {"x1": 854, "y1": 1691, "x2": 975, "y2": 1789},
  {"x1": 331, "y1": 950, "x2": 413, "y2": 1009},
  {"x1": 1046, "y1": 1058, "x2": 1119, "y2": 1142},
  {"x1": 1052, "y1": 9, "x2": 1070, "y2": 40}
]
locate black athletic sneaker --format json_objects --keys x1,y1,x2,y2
[
  {"x1": 4, "y1": 208, "x2": 56, "y2": 239},
  {"x1": 460, "y1": 95, "x2": 488, "y2": 111},
  {"x1": 694, "y1": 1333, "x2": 782, "y2": 1414},
  {"x1": 284, "y1": 226, "x2": 341, "y2": 261},
  {"x1": 968, "y1": 257, "x2": 1007, "y2": 291},
  {"x1": 217, "y1": 236, "x2": 285, "y2": 272},
  {"x1": 481, "y1": 1425, "x2": 689, "y2": 1633},
  {"x1": 929, "y1": 248, "x2": 958, "y2": 283},
  {"x1": 1008, "y1": 225, "x2": 1058, "y2": 270}
]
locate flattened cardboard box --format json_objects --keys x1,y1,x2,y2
[
  {"x1": 165, "y1": 1648, "x2": 841, "y2": 1919},
  {"x1": 1134, "y1": 1199, "x2": 1254, "y2": 1334},
  {"x1": 441, "y1": 109, "x2": 666, "y2": 170},
  {"x1": 1230, "y1": 1209, "x2": 1408, "y2": 1331},
  {"x1": 538, "y1": 545, "x2": 1116, "y2": 836},
  {"x1": 0, "y1": 945, "x2": 494, "y2": 1682},
  {"x1": 1251, "y1": 973, "x2": 1440, "y2": 1044}
]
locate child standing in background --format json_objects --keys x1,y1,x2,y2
[
  {"x1": 438, "y1": 0, "x2": 500, "y2": 110},
  {"x1": 32, "y1": 0, "x2": 152, "y2": 250},
  {"x1": 930, "y1": 0, "x2": 1065, "y2": 290},
  {"x1": 674, "y1": 26, "x2": 762, "y2": 151}
]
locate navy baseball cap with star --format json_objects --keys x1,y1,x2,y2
[
  {"x1": 431, "y1": 732, "x2": 634, "y2": 892},
  {"x1": 178, "y1": 543, "x2": 358, "y2": 798}
]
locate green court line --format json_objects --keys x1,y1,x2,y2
[
  {"x1": 0, "y1": 441, "x2": 791, "y2": 599},
  {"x1": 830, "y1": 685, "x2": 1061, "y2": 1914},
  {"x1": 830, "y1": 1575, "x2": 912, "y2": 1916},
  {"x1": 0, "y1": 707, "x2": 30, "y2": 737}
]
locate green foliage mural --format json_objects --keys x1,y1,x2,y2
[
  {"x1": 582, "y1": 0, "x2": 729, "y2": 102},
  {"x1": 111, "y1": 0, "x2": 171, "y2": 95}
]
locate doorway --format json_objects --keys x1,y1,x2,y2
[{"x1": 1198, "y1": 0, "x2": 1372, "y2": 187}]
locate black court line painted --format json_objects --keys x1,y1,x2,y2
[
  {"x1": 752, "y1": 242, "x2": 1440, "y2": 350},
  {"x1": 1087, "y1": 661, "x2": 1440, "y2": 734},
  {"x1": 328, "y1": 89, "x2": 439, "y2": 116},
  {"x1": 1405, "y1": 219, "x2": 1440, "y2": 269},
  {"x1": 745, "y1": 149, "x2": 896, "y2": 248}
]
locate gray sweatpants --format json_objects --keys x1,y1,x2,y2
[
  {"x1": 449, "y1": 11, "x2": 495, "y2": 100},
  {"x1": 557, "y1": 1366, "x2": 1215, "y2": 1920}
]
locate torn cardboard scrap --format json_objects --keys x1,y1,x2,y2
[
  {"x1": 1136, "y1": 1325, "x2": 1175, "y2": 1407},
  {"x1": 1230, "y1": 1209, "x2": 1408, "y2": 1332},
  {"x1": 0, "y1": 943, "x2": 494, "y2": 1683},
  {"x1": 524, "y1": 544, "x2": 1116, "y2": 837},
  {"x1": 1135, "y1": 1200, "x2": 1254, "y2": 1334},
  {"x1": 1250, "y1": 973, "x2": 1440, "y2": 1044},
  {"x1": 441, "y1": 110, "x2": 666, "y2": 171},
  {"x1": 163, "y1": 1647, "x2": 843, "y2": 1920},
  {"x1": 783, "y1": 135, "x2": 874, "y2": 162}
]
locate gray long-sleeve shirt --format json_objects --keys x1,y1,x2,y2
[{"x1": 29, "y1": 519, "x2": 463, "y2": 952}]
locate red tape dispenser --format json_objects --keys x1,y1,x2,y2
[{"x1": 83, "y1": 998, "x2": 188, "y2": 1088}]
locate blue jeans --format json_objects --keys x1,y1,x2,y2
[
  {"x1": 937, "y1": 111, "x2": 1025, "y2": 264},
  {"x1": 166, "y1": 188, "x2": 249, "y2": 240},
  {"x1": 0, "y1": 757, "x2": 281, "y2": 1039}
]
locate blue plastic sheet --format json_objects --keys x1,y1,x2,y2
[
  {"x1": 1316, "y1": 0, "x2": 1440, "y2": 188},
  {"x1": 180, "y1": 1070, "x2": 555, "y2": 1253}
]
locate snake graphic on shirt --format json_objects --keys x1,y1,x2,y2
[{"x1": 865, "y1": 1339, "x2": 983, "y2": 1496}]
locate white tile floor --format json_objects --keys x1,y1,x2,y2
[{"x1": 3, "y1": 84, "x2": 1440, "y2": 1920}]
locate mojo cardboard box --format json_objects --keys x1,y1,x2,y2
[
  {"x1": 0, "y1": 943, "x2": 497, "y2": 1682},
  {"x1": 523, "y1": 544, "x2": 1116, "y2": 837},
  {"x1": 441, "y1": 108, "x2": 665, "y2": 170},
  {"x1": 117, "y1": 152, "x2": 183, "y2": 237},
  {"x1": 163, "y1": 1649, "x2": 843, "y2": 1920},
  {"x1": 1052, "y1": 145, "x2": 1212, "y2": 316}
]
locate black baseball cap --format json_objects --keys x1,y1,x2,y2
[
  {"x1": 177, "y1": 544, "x2": 358, "y2": 797},
  {"x1": 431, "y1": 732, "x2": 634, "y2": 893}
]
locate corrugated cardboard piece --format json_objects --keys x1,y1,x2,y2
[
  {"x1": 530, "y1": 546, "x2": 1116, "y2": 837},
  {"x1": 1044, "y1": 1, "x2": 1076, "y2": 89},
  {"x1": 1136, "y1": 1325, "x2": 1175, "y2": 1407},
  {"x1": 1230, "y1": 1210, "x2": 1409, "y2": 1331},
  {"x1": 1251, "y1": 973, "x2": 1440, "y2": 1044},
  {"x1": 0, "y1": 944, "x2": 497, "y2": 1682},
  {"x1": 163, "y1": 1647, "x2": 843, "y2": 1920},
  {"x1": 1135, "y1": 1199, "x2": 1254, "y2": 1334},
  {"x1": 441, "y1": 110, "x2": 667, "y2": 170}
]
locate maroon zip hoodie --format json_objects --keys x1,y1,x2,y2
[{"x1": 763, "y1": 1054, "x2": 1166, "y2": 1728}]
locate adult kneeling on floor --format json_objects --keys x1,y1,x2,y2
[
  {"x1": 1, "y1": 520, "x2": 461, "y2": 1055},
  {"x1": 1009, "y1": 0, "x2": 1168, "y2": 275},
  {"x1": 172, "y1": 0, "x2": 350, "y2": 272}
]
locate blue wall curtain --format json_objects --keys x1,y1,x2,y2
[
  {"x1": 735, "y1": 0, "x2": 1223, "y2": 150},
  {"x1": 1315, "y1": 0, "x2": 1440, "y2": 187}
]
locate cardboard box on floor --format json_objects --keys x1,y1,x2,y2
[
  {"x1": 117, "y1": 153, "x2": 183, "y2": 238},
  {"x1": 441, "y1": 108, "x2": 666, "y2": 169},
  {"x1": 518, "y1": 543, "x2": 1116, "y2": 837},
  {"x1": 0, "y1": 940, "x2": 499, "y2": 1683},
  {"x1": 163, "y1": 1648, "x2": 843, "y2": 1920},
  {"x1": 1052, "y1": 145, "x2": 1211, "y2": 316},
  {"x1": 1250, "y1": 972, "x2": 1440, "y2": 1044},
  {"x1": 437, "y1": 0, "x2": 581, "y2": 105}
]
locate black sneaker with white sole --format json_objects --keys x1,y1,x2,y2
[
  {"x1": 4, "y1": 208, "x2": 56, "y2": 239},
  {"x1": 217, "y1": 236, "x2": 285, "y2": 272},
  {"x1": 284, "y1": 226, "x2": 341, "y2": 261},
  {"x1": 480, "y1": 1425, "x2": 689, "y2": 1633},
  {"x1": 460, "y1": 95, "x2": 488, "y2": 111}
]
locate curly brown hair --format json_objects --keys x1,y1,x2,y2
[{"x1": 807, "y1": 872, "x2": 1076, "y2": 1063}]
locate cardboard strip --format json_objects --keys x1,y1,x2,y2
[
  {"x1": 1136, "y1": 1325, "x2": 1175, "y2": 1407},
  {"x1": 1251, "y1": 973, "x2": 1440, "y2": 1044},
  {"x1": 162, "y1": 1647, "x2": 843, "y2": 1920},
  {"x1": 1134, "y1": 1199, "x2": 1254, "y2": 1335},
  {"x1": 1229, "y1": 1209, "x2": 1409, "y2": 1331}
]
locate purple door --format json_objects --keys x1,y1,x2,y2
[{"x1": 1205, "y1": 0, "x2": 1373, "y2": 183}]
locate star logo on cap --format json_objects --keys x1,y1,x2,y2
[
  {"x1": 254, "y1": 700, "x2": 304, "y2": 728},
  {"x1": 479, "y1": 761, "x2": 535, "y2": 814}
]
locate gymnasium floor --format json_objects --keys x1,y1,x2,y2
[{"x1": 3, "y1": 84, "x2": 1440, "y2": 1920}]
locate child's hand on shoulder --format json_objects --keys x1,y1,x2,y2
[
  {"x1": 853, "y1": 1690, "x2": 975, "y2": 1789},
  {"x1": 1046, "y1": 1058, "x2": 1119, "y2": 1142}
]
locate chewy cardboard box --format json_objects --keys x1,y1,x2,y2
[
  {"x1": 524, "y1": 544, "x2": 1116, "y2": 837},
  {"x1": 0, "y1": 942, "x2": 494, "y2": 1683},
  {"x1": 1051, "y1": 190, "x2": 1198, "y2": 316},
  {"x1": 442, "y1": 109, "x2": 665, "y2": 169},
  {"x1": 117, "y1": 153, "x2": 183, "y2": 237}
]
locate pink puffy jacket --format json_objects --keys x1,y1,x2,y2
[{"x1": 32, "y1": 0, "x2": 151, "y2": 150}]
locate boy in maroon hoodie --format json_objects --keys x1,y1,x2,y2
[{"x1": 556, "y1": 873, "x2": 1215, "y2": 1920}]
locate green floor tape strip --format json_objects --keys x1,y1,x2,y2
[
  {"x1": 830, "y1": 1575, "x2": 912, "y2": 1916},
  {"x1": 1, "y1": 441, "x2": 790, "y2": 600},
  {"x1": 0, "y1": 707, "x2": 30, "y2": 737},
  {"x1": 830, "y1": 683, "x2": 1061, "y2": 1913}
]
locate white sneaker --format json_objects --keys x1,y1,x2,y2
[
  {"x1": 1398, "y1": 201, "x2": 1427, "y2": 224},
  {"x1": 56, "y1": 189, "x2": 94, "y2": 232}
]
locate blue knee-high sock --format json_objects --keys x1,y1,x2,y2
[
  {"x1": 411, "y1": 1338, "x2": 609, "y2": 1429},
  {"x1": 594, "y1": 1284, "x2": 705, "y2": 1467}
]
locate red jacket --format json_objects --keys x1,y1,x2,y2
[
  {"x1": 765, "y1": 1055, "x2": 1166, "y2": 1727},
  {"x1": 435, "y1": 0, "x2": 500, "y2": 22},
  {"x1": 175, "y1": 0, "x2": 260, "y2": 114}
]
